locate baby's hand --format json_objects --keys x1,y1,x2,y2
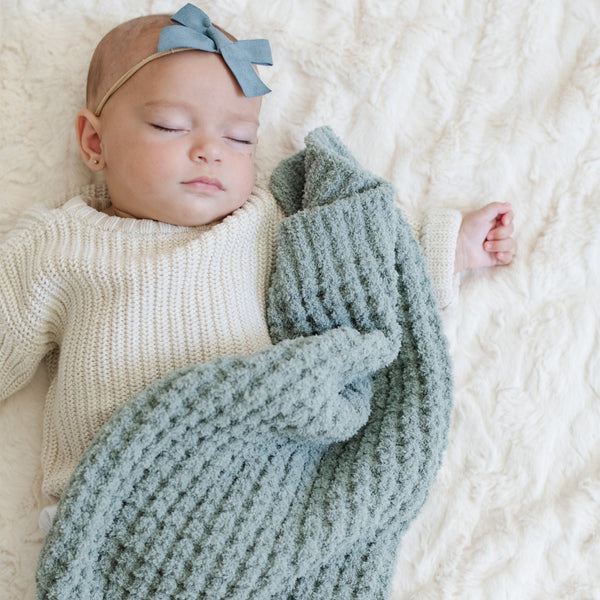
[{"x1": 455, "y1": 202, "x2": 515, "y2": 273}]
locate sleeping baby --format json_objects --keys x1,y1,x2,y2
[{"x1": 0, "y1": 3, "x2": 515, "y2": 533}]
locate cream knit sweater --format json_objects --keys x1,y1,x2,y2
[{"x1": 0, "y1": 183, "x2": 460, "y2": 500}]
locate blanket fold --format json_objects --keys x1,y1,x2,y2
[{"x1": 36, "y1": 126, "x2": 454, "y2": 600}]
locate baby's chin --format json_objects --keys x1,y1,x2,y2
[{"x1": 170, "y1": 197, "x2": 253, "y2": 227}]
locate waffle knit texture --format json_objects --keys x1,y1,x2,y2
[{"x1": 36, "y1": 127, "x2": 454, "y2": 599}]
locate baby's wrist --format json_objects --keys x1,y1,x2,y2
[{"x1": 454, "y1": 226, "x2": 467, "y2": 273}]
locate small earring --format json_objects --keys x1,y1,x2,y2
[{"x1": 92, "y1": 159, "x2": 99, "y2": 165}]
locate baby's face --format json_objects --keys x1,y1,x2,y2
[{"x1": 98, "y1": 51, "x2": 261, "y2": 226}]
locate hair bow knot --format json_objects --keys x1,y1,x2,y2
[{"x1": 158, "y1": 3, "x2": 273, "y2": 97}]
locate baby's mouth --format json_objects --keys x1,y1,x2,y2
[{"x1": 181, "y1": 177, "x2": 224, "y2": 192}]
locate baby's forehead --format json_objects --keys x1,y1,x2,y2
[{"x1": 127, "y1": 52, "x2": 263, "y2": 122}]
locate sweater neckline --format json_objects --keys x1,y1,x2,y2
[{"x1": 63, "y1": 184, "x2": 258, "y2": 234}]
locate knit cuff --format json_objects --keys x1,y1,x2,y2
[{"x1": 419, "y1": 208, "x2": 462, "y2": 309}]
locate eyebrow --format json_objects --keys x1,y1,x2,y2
[{"x1": 143, "y1": 100, "x2": 260, "y2": 126}]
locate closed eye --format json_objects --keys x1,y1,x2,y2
[
  {"x1": 228, "y1": 137, "x2": 254, "y2": 145},
  {"x1": 151, "y1": 123, "x2": 183, "y2": 133}
]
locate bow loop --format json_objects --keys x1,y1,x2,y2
[
  {"x1": 170, "y1": 2, "x2": 211, "y2": 31},
  {"x1": 157, "y1": 3, "x2": 272, "y2": 97}
]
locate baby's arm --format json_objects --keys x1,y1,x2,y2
[
  {"x1": 399, "y1": 201, "x2": 516, "y2": 308},
  {"x1": 454, "y1": 203, "x2": 515, "y2": 273},
  {"x1": 0, "y1": 225, "x2": 56, "y2": 402}
]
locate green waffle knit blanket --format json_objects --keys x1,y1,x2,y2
[{"x1": 36, "y1": 126, "x2": 454, "y2": 599}]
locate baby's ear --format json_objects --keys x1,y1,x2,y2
[{"x1": 75, "y1": 109, "x2": 104, "y2": 171}]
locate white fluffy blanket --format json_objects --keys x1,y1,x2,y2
[{"x1": 1, "y1": 1, "x2": 599, "y2": 599}]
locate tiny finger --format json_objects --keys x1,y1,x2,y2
[
  {"x1": 487, "y1": 222, "x2": 514, "y2": 240},
  {"x1": 480, "y1": 202, "x2": 511, "y2": 222},
  {"x1": 501, "y1": 208, "x2": 514, "y2": 226},
  {"x1": 484, "y1": 238, "x2": 515, "y2": 253},
  {"x1": 494, "y1": 251, "x2": 514, "y2": 265}
]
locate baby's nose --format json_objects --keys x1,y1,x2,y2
[{"x1": 190, "y1": 138, "x2": 222, "y2": 163}]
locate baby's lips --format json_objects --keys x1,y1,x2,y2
[{"x1": 182, "y1": 176, "x2": 225, "y2": 191}]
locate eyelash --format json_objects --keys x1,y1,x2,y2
[
  {"x1": 151, "y1": 124, "x2": 180, "y2": 132},
  {"x1": 151, "y1": 124, "x2": 254, "y2": 144}
]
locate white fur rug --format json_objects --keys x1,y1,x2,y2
[{"x1": 1, "y1": 1, "x2": 599, "y2": 598}]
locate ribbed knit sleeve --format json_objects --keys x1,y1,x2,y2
[
  {"x1": 401, "y1": 206, "x2": 463, "y2": 308},
  {"x1": 0, "y1": 224, "x2": 59, "y2": 402}
]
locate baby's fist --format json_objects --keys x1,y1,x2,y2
[{"x1": 455, "y1": 203, "x2": 515, "y2": 273}]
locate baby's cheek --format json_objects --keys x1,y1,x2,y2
[
  {"x1": 241, "y1": 150, "x2": 255, "y2": 170},
  {"x1": 243, "y1": 161, "x2": 256, "y2": 197}
]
